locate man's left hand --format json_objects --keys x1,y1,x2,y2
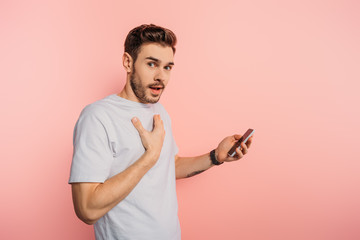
[{"x1": 215, "y1": 134, "x2": 254, "y2": 163}]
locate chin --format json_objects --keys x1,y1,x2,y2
[
  {"x1": 141, "y1": 95, "x2": 160, "y2": 104},
  {"x1": 148, "y1": 97, "x2": 160, "y2": 104},
  {"x1": 147, "y1": 92, "x2": 162, "y2": 103}
]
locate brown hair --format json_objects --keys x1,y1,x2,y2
[{"x1": 124, "y1": 24, "x2": 177, "y2": 63}]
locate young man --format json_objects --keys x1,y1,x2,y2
[{"x1": 69, "y1": 24, "x2": 253, "y2": 240}]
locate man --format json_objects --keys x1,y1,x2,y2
[{"x1": 69, "y1": 24, "x2": 253, "y2": 240}]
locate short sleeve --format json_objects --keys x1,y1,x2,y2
[{"x1": 69, "y1": 106, "x2": 114, "y2": 183}]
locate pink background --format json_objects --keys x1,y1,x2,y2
[{"x1": 1, "y1": 0, "x2": 359, "y2": 239}]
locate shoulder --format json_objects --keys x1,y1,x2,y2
[
  {"x1": 76, "y1": 96, "x2": 115, "y2": 127},
  {"x1": 79, "y1": 95, "x2": 113, "y2": 118}
]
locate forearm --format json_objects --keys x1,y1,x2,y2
[
  {"x1": 72, "y1": 151, "x2": 158, "y2": 224},
  {"x1": 175, "y1": 152, "x2": 214, "y2": 179}
]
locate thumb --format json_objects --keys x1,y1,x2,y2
[
  {"x1": 234, "y1": 134, "x2": 242, "y2": 140},
  {"x1": 131, "y1": 117, "x2": 145, "y2": 134}
]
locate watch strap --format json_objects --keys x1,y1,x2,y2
[{"x1": 210, "y1": 149, "x2": 223, "y2": 165}]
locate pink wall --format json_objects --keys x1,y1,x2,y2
[{"x1": 1, "y1": 0, "x2": 359, "y2": 239}]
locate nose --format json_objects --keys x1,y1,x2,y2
[{"x1": 154, "y1": 68, "x2": 166, "y2": 82}]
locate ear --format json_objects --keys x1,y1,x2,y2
[{"x1": 123, "y1": 52, "x2": 133, "y2": 73}]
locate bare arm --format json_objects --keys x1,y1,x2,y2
[
  {"x1": 71, "y1": 115, "x2": 165, "y2": 225},
  {"x1": 175, "y1": 135, "x2": 253, "y2": 179},
  {"x1": 175, "y1": 153, "x2": 213, "y2": 179}
]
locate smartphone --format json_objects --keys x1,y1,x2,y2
[{"x1": 227, "y1": 129, "x2": 255, "y2": 157}]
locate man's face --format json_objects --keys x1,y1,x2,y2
[{"x1": 129, "y1": 43, "x2": 174, "y2": 104}]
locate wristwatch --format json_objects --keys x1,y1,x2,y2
[{"x1": 210, "y1": 149, "x2": 223, "y2": 165}]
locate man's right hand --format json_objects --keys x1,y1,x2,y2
[{"x1": 131, "y1": 114, "x2": 165, "y2": 162}]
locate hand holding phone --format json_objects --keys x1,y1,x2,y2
[{"x1": 227, "y1": 129, "x2": 255, "y2": 157}]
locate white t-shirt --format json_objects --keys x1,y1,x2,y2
[{"x1": 69, "y1": 94, "x2": 181, "y2": 240}]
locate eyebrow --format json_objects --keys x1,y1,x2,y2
[{"x1": 145, "y1": 56, "x2": 174, "y2": 66}]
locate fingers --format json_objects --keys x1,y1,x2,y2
[
  {"x1": 240, "y1": 142, "x2": 248, "y2": 154},
  {"x1": 131, "y1": 117, "x2": 145, "y2": 134},
  {"x1": 231, "y1": 143, "x2": 247, "y2": 160},
  {"x1": 232, "y1": 135, "x2": 252, "y2": 160},
  {"x1": 234, "y1": 133, "x2": 253, "y2": 150},
  {"x1": 234, "y1": 146, "x2": 244, "y2": 159},
  {"x1": 153, "y1": 114, "x2": 165, "y2": 132},
  {"x1": 153, "y1": 114, "x2": 162, "y2": 127},
  {"x1": 132, "y1": 115, "x2": 164, "y2": 133}
]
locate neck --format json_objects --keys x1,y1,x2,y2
[{"x1": 118, "y1": 81, "x2": 141, "y2": 103}]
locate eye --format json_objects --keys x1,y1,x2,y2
[
  {"x1": 147, "y1": 62, "x2": 156, "y2": 68},
  {"x1": 164, "y1": 66, "x2": 172, "y2": 71}
]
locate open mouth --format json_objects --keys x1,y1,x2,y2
[
  {"x1": 149, "y1": 86, "x2": 164, "y2": 95},
  {"x1": 149, "y1": 87, "x2": 163, "y2": 90}
]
